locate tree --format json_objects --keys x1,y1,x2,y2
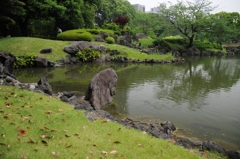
[
  {"x1": 0, "y1": 0, "x2": 25, "y2": 25},
  {"x1": 13, "y1": 0, "x2": 65, "y2": 36},
  {"x1": 131, "y1": 11, "x2": 168, "y2": 37},
  {"x1": 113, "y1": 15, "x2": 129, "y2": 30},
  {"x1": 95, "y1": 0, "x2": 136, "y2": 27},
  {"x1": 55, "y1": 0, "x2": 84, "y2": 31},
  {"x1": 158, "y1": 0, "x2": 217, "y2": 47}
]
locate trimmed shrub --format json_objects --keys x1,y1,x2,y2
[
  {"x1": 57, "y1": 30, "x2": 93, "y2": 41},
  {"x1": 193, "y1": 40, "x2": 222, "y2": 51},
  {"x1": 105, "y1": 36, "x2": 115, "y2": 44}
]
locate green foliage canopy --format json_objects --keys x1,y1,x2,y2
[{"x1": 158, "y1": 0, "x2": 217, "y2": 47}]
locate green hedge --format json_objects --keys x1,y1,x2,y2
[
  {"x1": 193, "y1": 40, "x2": 222, "y2": 51},
  {"x1": 57, "y1": 30, "x2": 93, "y2": 41},
  {"x1": 105, "y1": 36, "x2": 115, "y2": 44},
  {"x1": 83, "y1": 29, "x2": 114, "y2": 35},
  {"x1": 57, "y1": 29, "x2": 116, "y2": 41}
]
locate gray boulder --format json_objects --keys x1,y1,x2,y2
[
  {"x1": 0, "y1": 51, "x2": 16, "y2": 78},
  {"x1": 186, "y1": 45, "x2": 201, "y2": 55},
  {"x1": 34, "y1": 56, "x2": 54, "y2": 67},
  {"x1": 37, "y1": 78, "x2": 52, "y2": 95},
  {"x1": 40, "y1": 48, "x2": 52, "y2": 54},
  {"x1": 85, "y1": 68, "x2": 118, "y2": 110},
  {"x1": 63, "y1": 41, "x2": 106, "y2": 55}
]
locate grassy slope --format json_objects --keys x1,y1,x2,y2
[
  {"x1": 0, "y1": 85, "x2": 225, "y2": 159},
  {"x1": 0, "y1": 37, "x2": 174, "y2": 62},
  {"x1": 0, "y1": 37, "x2": 71, "y2": 61}
]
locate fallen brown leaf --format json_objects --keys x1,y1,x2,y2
[
  {"x1": 52, "y1": 152, "x2": 58, "y2": 158},
  {"x1": 22, "y1": 116, "x2": 29, "y2": 121},
  {"x1": 27, "y1": 139, "x2": 35, "y2": 144},
  {"x1": 66, "y1": 145, "x2": 72, "y2": 148},
  {"x1": 90, "y1": 151, "x2": 94, "y2": 156},
  {"x1": 110, "y1": 150, "x2": 118, "y2": 155},
  {"x1": 5, "y1": 103, "x2": 13, "y2": 108},
  {"x1": 65, "y1": 134, "x2": 70, "y2": 137},
  {"x1": 138, "y1": 144, "x2": 143, "y2": 147},
  {"x1": 20, "y1": 156, "x2": 27, "y2": 159},
  {"x1": 113, "y1": 141, "x2": 121, "y2": 144},
  {"x1": 101, "y1": 151, "x2": 108, "y2": 156},
  {"x1": 0, "y1": 143, "x2": 6, "y2": 146},
  {"x1": 40, "y1": 134, "x2": 48, "y2": 139},
  {"x1": 3, "y1": 115, "x2": 9, "y2": 120},
  {"x1": 18, "y1": 129, "x2": 27, "y2": 137},
  {"x1": 41, "y1": 140, "x2": 48, "y2": 146},
  {"x1": 44, "y1": 111, "x2": 52, "y2": 114}
]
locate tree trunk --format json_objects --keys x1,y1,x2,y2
[
  {"x1": 188, "y1": 35, "x2": 194, "y2": 48},
  {"x1": 17, "y1": 16, "x2": 29, "y2": 36}
]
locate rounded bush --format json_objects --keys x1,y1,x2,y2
[
  {"x1": 105, "y1": 36, "x2": 115, "y2": 44},
  {"x1": 57, "y1": 31, "x2": 93, "y2": 41}
]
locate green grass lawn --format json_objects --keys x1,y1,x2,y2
[
  {"x1": 0, "y1": 37, "x2": 175, "y2": 62},
  {"x1": 0, "y1": 37, "x2": 71, "y2": 61},
  {"x1": 0, "y1": 85, "x2": 226, "y2": 159}
]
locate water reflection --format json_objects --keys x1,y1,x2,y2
[{"x1": 14, "y1": 57, "x2": 240, "y2": 150}]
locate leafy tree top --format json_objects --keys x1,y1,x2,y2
[{"x1": 113, "y1": 15, "x2": 129, "y2": 29}]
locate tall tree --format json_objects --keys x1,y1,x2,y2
[
  {"x1": 158, "y1": 0, "x2": 217, "y2": 47},
  {"x1": 95, "y1": 0, "x2": 136, "y2": 27},
  {"x1": 0, "y1": 0, "x2": 25, "y2": 26},
  {"x1": 14, "y1": 0, "x2": 65, "y2": 36},
  {"x1": 55, "y1": 0, "x2": 84, "y2": 31}
]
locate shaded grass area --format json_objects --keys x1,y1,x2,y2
[{"x1": 0, "y1": 85, "x2": 225, "y2": 159}]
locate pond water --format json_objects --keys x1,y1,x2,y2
[{"x1": 14, "y1": 56, "x2": 240, "y2": 150}]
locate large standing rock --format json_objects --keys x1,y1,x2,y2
[
  {"x1": 0, "y1": 51, "x2": 16, "y2": 78},
  {"x1": 37, "y1": 78, "x2": 52, "y2": 95},
  {"x1": 186, "y1": 45, "x2": 201, "y2": 56},
  {"x1": 85, "y1": 68, "x2": 118, "y2": 110}
]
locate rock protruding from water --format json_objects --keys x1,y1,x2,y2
[
  {"x1": 85, "y1": 68, "x2": 118, "y2": 110},
  {"x1": 37, "y1": 78, "x2": 52, "y2": 95}
]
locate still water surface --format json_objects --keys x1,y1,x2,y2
[{"x1": 14, "y1": 56, "x2": 240, "y2": 150}]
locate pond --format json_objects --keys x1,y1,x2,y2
[{"x1": 14, "y1": 56, "x2": 240, "y2": 151}]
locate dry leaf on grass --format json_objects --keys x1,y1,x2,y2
[
  {"x1": 18, "y1": 129, "x2": 27, "y2": 137},
  {"x1": 101, "y1": 151, "x2": 108, "y2": 156},
  {"x1": 27, "y1": 139, "x2": 35, "y2": 144},
  {"x1": 3, "y1": 115, "x2": 10, "y2": 120},
  {"x1": 113, "y1": 141, "x2": 121, "y2": 144},
  {"x1": 52, "y1": 152, "x2": 58, "y2": 158},
  {"x1": 110, "y1": 150, "x2": 118, "y2": 155},
  {"x1": 22, "y1": 116, "x2": 29, "y2": 121},
  {"x1": 44, "y1": 110, "x2": 52, "y2": 114},
  {"x1": 138, "y1": 144, "x2": 143, "y2": 147},
  {"x1": 66, "y1": 145, "x2": 72, "y2": 148},
  {"x1": 41, "y1": 140, "x2": 48, "y2": 146}
]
